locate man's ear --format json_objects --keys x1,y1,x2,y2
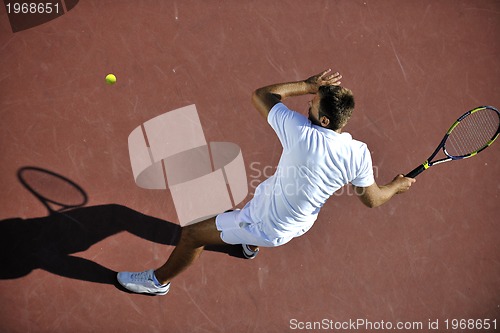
[{"x1": 320, "y1": 116, "x2": 330, "y2": 128}]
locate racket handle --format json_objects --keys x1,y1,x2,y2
[{"x1": 405, "y1": 164, "x2": 426, "y2": 178}]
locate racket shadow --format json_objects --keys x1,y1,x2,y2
[{"x1": 0, "y1": 167, "x2": 242, "y2": 287}]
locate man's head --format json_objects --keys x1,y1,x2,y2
[{"x1": 308, "y1": 85, "x2": 355, "y2": 131}]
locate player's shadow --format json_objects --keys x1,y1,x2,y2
[{"x1": 0, "y1": 167, "x2": 243, "y2": 289}]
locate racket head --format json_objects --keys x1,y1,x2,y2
[{"x1": 443, "y1": 106, "x2": 500, "y2": 159}]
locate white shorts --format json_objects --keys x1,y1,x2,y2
[{"x1": 215, "y1": 208, "x2": 293, "y2": 247}]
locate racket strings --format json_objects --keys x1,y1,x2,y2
[{"x1": 445, "y1": 108, "x2": 499, "y2": 157}]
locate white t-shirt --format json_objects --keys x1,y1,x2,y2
[{"x1": 247, "y1": 102, "x2": 375, "y2": 239}]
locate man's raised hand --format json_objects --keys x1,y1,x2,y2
[{"x1": 305, "y1": 69, "x2": 342, "y2": 93}]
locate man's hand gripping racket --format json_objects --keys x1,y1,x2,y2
[{"x1": 405, "y1": 106, "x2": 500, "y2": 178}]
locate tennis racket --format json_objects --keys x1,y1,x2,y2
[{"x1": 405, "y1": 106, "x2": 500, "y2": 178}]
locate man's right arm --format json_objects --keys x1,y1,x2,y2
[
  {"x1": 251, "y1": 69, "x2": 342, "y2": 120},
  {"x1": 353, "y1": 175, "x2": 415, "y2": 208}
]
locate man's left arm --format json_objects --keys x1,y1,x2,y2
[{"x1": 251, "y1": 69, "x2": 342, "y2": 119}]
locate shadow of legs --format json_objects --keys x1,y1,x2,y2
[{"x1": 42, "y1": 254, "x2": 117, "y2": 285}]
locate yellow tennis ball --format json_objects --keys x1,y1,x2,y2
[{"x1": 105, "y1": 74, "x2": 116, "y2": 85}]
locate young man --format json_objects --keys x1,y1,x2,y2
[{"x1": 117, "y1": 69, "x2": 416, "y2": 295}]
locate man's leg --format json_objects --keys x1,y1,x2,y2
[
  {"x1": 117, "y1": 213, "x2": 261, "y2": 294},
  {"x1": 154, "y1": 216, "x2": 225, "y2": 285}
]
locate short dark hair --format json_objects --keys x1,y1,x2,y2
[{"x1": 318, "y1": 85, "x2": 355, "y2": 130}]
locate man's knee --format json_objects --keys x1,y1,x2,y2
[
  {"x1": 179, "y1": 217, "x2": 222, "y2": 247},
  {"x1": 179, "y1": 225, "x2": 202, "y2": 247}
]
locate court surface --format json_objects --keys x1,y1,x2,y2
[{"x1": 1, "y1": 1, "x2": 499, "y2": 332}]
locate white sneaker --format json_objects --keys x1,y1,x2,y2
[
  {"x1": 242, "y1": 244, "x2": 259, "y2": 259},
  {"x1": 117, "y1": 269, "x2": 170, "y2": 295}
]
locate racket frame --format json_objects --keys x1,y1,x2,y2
[{"x1": 405, "y1": 106, "x2": 499, "y2": 178}]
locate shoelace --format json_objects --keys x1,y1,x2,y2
[{"x1": 130, "y1": 271, "x2": 152, "y2": 282}]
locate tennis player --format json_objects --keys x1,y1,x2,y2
[{"x1": 117, "y1": 69, "x2": 415, "y2": 295}]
